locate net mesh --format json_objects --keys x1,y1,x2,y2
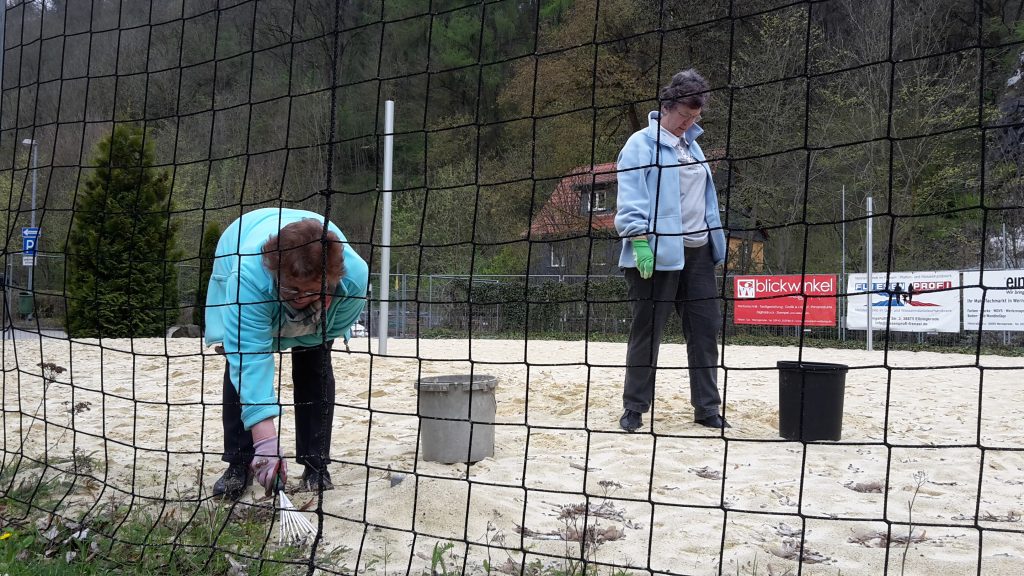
[{"x1": 1, "y1": 0, "x2": 1022, "y2": 574}]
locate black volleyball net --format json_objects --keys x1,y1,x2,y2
[{"x1": 1, "y1": 0, "x2": 1022, "y2": 574}]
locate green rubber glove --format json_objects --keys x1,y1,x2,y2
[{"x1": 632, "y1": 238, "x2": 654, "y2": 279}]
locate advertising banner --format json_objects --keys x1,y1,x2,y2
[
  {"x1": 846, "y1": 271, "x2": 960, "y2": 332},
  {"x1": 962, "y1": 270, "x2": 1024, "y2": 331},
  {"x1": 733, "y1": 274, "x2": 837, "y2": 326}
]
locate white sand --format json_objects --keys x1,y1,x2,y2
[{"x1": 2, "y1": 337, "x2": 1022, "y2": 575}]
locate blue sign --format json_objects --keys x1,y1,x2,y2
[{"x1": 22, "y1": 227, "x2": 40, "y2": 255}]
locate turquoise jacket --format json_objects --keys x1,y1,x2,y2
[
  {"x1": 204, "y1": 208, "x2": 368, "y2": 429},
  {"x1": 614, "y1": 111, "x2": 727, "y2": 269}
]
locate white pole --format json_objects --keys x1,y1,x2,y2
[
  {"x1": 30, "y1": 143, "x2": 37, "y2": 229},
  {"x1": 1003, "y1": 223, "x2": 1009, "y2": 345},
  {"x1": 1002, "y1": 223, "x2": 1008, "y2": 269},
  {"x1": 28, "y1": 142, "x2": 37, "y2": 294},
  {"x1": 841, "y1": 185, "x2": 846, "y2": 341},
  {"x1": 865, "y1": 196, "x2": 873, "y2": 352},
  {"x1": 377, "y1": 100, "x2": 394, "y2": 355}
]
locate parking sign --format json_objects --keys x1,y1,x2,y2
[{"x1": 22, "y1": 227, "x2": 40, "y2": 266}]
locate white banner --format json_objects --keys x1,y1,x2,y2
[
  {"x1": 962, "y1": 270, "x2": 1024, "y2": 331},
  {"x1": 846, "y1": 271, "x2": 960, "y2": 333}
]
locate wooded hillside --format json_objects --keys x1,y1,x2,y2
[{"x1": 1, "y1": 0, "x2": 1021, "y2": 287}]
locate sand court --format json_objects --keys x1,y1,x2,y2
[{"x1": 2, "y1": 337, "x2": 1022, "y2": 574}]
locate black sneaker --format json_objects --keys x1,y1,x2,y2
[
  {"x1": 299, "y1": 466, "x2": 334, "y2": 492},
  {"x1": 212, "y1": 463, "x2": 252, "y2": 500},
  {"x1": 619, "y1": 409, "x2": 642, "y2": 433}
]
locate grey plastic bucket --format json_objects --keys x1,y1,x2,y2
[{"x1": 416, "y1": 374, "x2": 498, "y2": 464}]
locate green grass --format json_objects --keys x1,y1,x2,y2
[{"x1": 0, "y1": 458, "x2": 348, "y2": 575}]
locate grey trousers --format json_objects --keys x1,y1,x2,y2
[{"x1": 622, "y1": 243, "x2": 722, "y2": 420}]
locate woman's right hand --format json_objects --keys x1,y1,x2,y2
[{"x1": 250, "y1": 419, "x2": 287, "y2": 491}]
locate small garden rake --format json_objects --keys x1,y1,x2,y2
[{"x1": 272, "y1": 469, "x2": 316, "y2": 546}]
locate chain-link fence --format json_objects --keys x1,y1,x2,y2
[
  {"x1": 365, "y1": 273, "x2": 1023, "y2": 353},
  {"x1": 3, "y1": 258, "x2": 1020, "y2": 352},
  {"x1": 2, "y1": 254, "x2": 200, "y2": 330}
]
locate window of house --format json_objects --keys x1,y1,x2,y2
[
  {"x1": 549, "y1": 245, "x2": 565, "y2": 268},
  {"x1": 582, "y1": 183, "x2": 612, "y2": 213}
]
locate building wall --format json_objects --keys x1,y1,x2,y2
[
  {"x1": 530, "y1": 237, "x2": 621, "y2": 276},
  {"x1": 532, "y1": 236, "x2": 764, "y2": 276},
  {"x1": 728, "y1": 237, "x2": 765, "y2": 273}
]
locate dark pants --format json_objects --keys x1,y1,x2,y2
[
  {"x1": 623, "y1": 244, "x2": 722, "y2": 420},
  {"x1": 221, "y1": 341, "x2": 336, "y2": 471}
]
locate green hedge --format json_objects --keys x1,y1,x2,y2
[{"x1": 441, "y1": 276, "x2": 632, "y2": 335}]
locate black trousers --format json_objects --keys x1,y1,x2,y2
[
  {"x1": 221, "y1": 341, "x2": 336, "y2": 471},
  {"x1": 622, "y1": 244, "x2": 722, "y2": 420}
]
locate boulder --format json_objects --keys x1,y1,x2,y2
[{"x1": 167, "y1": 324, "x2": 202, "y2": 338}]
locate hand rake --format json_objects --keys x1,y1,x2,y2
[{"x1": 272, "y1": 469, "x2": 316, "y2": 546}]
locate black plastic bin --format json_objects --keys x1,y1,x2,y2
[{"x1": 777, "y1": 360, "x2": 848, "y2": 441}]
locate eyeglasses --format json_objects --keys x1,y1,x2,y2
[
  {"x1": 676, "y1": 109, "x2": 702, "y2": 123},
  {"x1": 279, "y1": 285, "x2": 334, "y2": 298}
]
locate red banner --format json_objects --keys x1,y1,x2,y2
[{"x1": 733, "y1": 275, "x2": 837, "y2": 326}]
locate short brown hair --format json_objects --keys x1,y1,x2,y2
[
  {"x1": 659, "y1": 68, "x2": 710, "y2": 111},
  {"x1": 261, "y1": 218, "x2": 345, "y2": 287}
]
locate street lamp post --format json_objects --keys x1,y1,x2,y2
[{"x1": 21, "y1": 138, "x2": 38, "y2": 294}]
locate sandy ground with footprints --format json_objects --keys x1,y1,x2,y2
[{"x1": 3, "y1": 336, "x2": 1022, "y2": 575}]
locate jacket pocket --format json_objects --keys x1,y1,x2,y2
[{"x1": 650, "y1": 216, "x2": 684, "y2": 268}]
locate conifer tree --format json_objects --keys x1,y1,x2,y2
[
  {"x1": 66, "y1": 126, "x2": 180, "y2": 337},
  {"x1": 192, "y1": 221, "x2": 222, "y2": 328}
]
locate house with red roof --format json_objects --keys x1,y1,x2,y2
[
  {"x1": 528, "y1": 162, "x2": 767, "y2": 276},
  {"x1": 528, "y1": 162, "x2": 621, "y2": 276}
]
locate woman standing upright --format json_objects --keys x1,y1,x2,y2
[{"x1": 615, "y1": 69, "x2": 730, "y2": 433}]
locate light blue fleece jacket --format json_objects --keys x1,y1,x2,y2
[
  {"x1": 204, "y1": 208, "x2": 368, "y2": 429},
  {"x1": 615, "y1": 111, "x2": 727, "y2": 269}
]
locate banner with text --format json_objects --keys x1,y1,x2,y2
[
  {"x1": 962, "y1": 270, "x2": 1024, "y2": 331},
  {"x1": 846, "y1": 271, "x2": 960, "y2": 332},
  {"x1": 733, "y1": 274, "x2": 837, "y2": 326}
]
